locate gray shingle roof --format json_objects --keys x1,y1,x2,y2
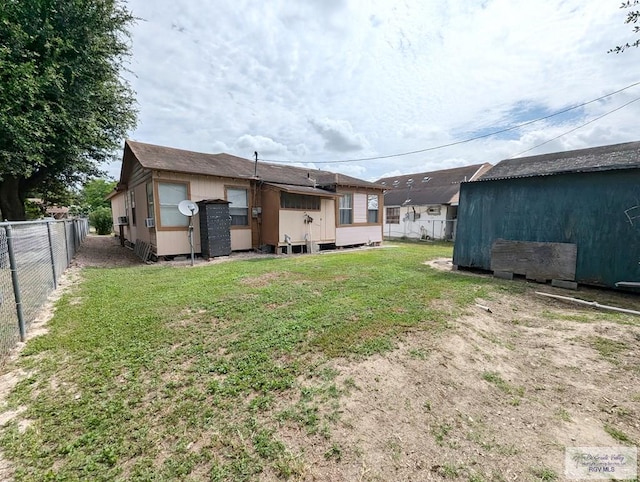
[
  {"x1": 262, "y1": 183, "x2": 339, "y2": 197},
  {"x1": 376, "y1": 163, "x2": 491, "y2": 206},
  {"x1": 123, "y1": 140, "x2": 383, "y2": 190},
  {"x1": 481, "y1": 141, "x2": 640, "y2": 181}
]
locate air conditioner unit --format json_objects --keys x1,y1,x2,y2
[
  {"x1": 427, "y1": 206, "x2": 441, "y2": 215},
  {"x1": 144, "y1": 218, "x2": 155, "y2": 228},
  {"x1": 117, "y1": 216, "x2": 128, "y2": 225}
]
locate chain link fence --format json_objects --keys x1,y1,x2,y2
[
  {"x1": 0, "y1": 218, "x2": 88, "y2": 364},
  {"x1": 384, "y1": 219, "x2": 458, "y2": 241}
]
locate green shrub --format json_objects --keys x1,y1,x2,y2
[
  {"x1": 89, "y1": 207, "x2": 113, "y2": 235},
  {"x1": 25, "y1": 200, "x2": 45, "y2": 220}
]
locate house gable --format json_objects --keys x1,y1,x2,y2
[{"x1": 376, "y1": 163, "x2": 492, "y2": 207}]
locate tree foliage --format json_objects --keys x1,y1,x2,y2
[
  {"x1": 610, "y1": 1, "x2": 640, "y2": 53},
  {"x1": 89, "y1": 206, "x2": 113, "y2": 235},
  {"x1": 79, "y1": 178, "x2": 117, "y2": 211},
  {"x1": 0, "y1": 0, "x2": 137, "y2": 220}
]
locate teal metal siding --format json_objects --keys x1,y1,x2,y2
[{"x1": 453, "y1": 169, "x2": 640, "y2": 288}]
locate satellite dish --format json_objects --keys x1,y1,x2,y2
[
  {"x1": 178, "y1": 200, "x2": 199, "y2": 266},
  {"x1": 178, "y1": 200, "x2": 199, "y2": 216}
]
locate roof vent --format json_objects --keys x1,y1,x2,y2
[
  {"x1": 392, "y1": 180, "x2": 399, "y2": 186},
  {"x1": 422, "y1": 176, "x2": 431, "y2": 183},
  {"x1": 407, "y1": 178, "x2": 414, "y2": 185}
]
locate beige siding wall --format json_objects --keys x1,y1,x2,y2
[
  {"x1": 231, "y1": 229, "x2": 252, "y2": 250},
  {"x1": 110, "y1": 193, "x2": 126, "y2": 226},
  {"x1": 156, "y1": 229, "x2": 200, "y2": 257},
  {"x1": 278, "y1": 200, "x2": 336, "y2": 245},
  {"x1": 336, "y1": 225, "x2": 383, "y2": 246},
  {"x1": 110, "y1": 193, "x2": 127, "y2": 238},
  {"x1": 334, "y1": 189, "x2": 383, "y2": 246},
  {"x1": 153, "y1": 172, "x2": 252, "y2": 254}
]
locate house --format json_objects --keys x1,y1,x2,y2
[
  {"x1": 453, "y1": 141, "x2": 640, "y2": 289},
  {"x1": 376, "y1": 163, "x2": 491, "y2": 240},
  {"x1": 108, "y1": 140, "x2": 385, "y2": 258},
  {"x1": 45, "y1": 206, "x2": 69, "y2": 219}
]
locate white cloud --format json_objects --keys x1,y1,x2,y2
[
  {"x1": 114, "y1": 0, "x2": 640, "y2": 181},
  {"x1": 308, "y1": 118, "x2": 369, "y2": 152},
  {"x1": 234, "y1": 135, "x2": 289, "y2": 157}
]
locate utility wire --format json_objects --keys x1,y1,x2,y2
[
  {"x1": 259, "y1": 80, "x2": 640, "y2": 165},
  {"x1": 510, "y1": 96, "x2": 640, "y2": 158}
]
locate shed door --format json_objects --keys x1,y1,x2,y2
[{"x1": 321, "y1": 198, "x2": 335, "y2": 241}]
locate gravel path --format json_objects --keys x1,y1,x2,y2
[
  {"x1": 72, "y1": 235, "x2": 143, "y2": 268},
  {"x1": 72, "y1": 235, "x2": 269, "y2": 268}
]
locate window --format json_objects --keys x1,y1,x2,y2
[
  {"x1": 367, "y1": 194, "x2": 378, "y2": 223},
  {"x1": 386, "y1": 207, "x2": 400, "y2": 224},
  {"x1": 280, "y1": 192, "x2": 320, "y2": 210},
  {"x1": 227, "y1": 188, "x2": 248, "y2": 226},
  {"x1": 158, "y1": 182, "x2": 188, "y2": 227},
  {"x1": 130, "y1": 190, "x2": 136, "y2": 225},
  {"x1": 339, "y1": 193, "x2": 353, "y2": 225},
  {"x1": 146, "y1": 182, "x2": 154, "y2": 222}
]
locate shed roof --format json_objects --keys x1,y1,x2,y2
[
  {"x1": 263, "y1": 183, "x2": 340, "y2": 197},
  {"x1": 376, "y1": 163, "x2": 491, "y2": 206},
  {"x1": 481, "y1": 141, "x2": 640, "y2": 181},
  {"x1": 122, "y1": 140, "x2": 383, "y2": 190}
]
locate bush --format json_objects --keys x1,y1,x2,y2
[
  {"x1": 89, "y1": 207, "x2": 113, "y2": 235},
  {"x1": 25, "y1": 200, "x2": 45, "y2": 220}
]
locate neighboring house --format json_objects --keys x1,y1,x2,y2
[
  {"x1": 46, "y1": 206, "x2": 69, "y2": 219},
  {"x1": 25, "y1": 198, "x2": 69, "y2": 219},
  {"x1": 453, "y1": 141, "x2": 640, "y2": 289},
  {"x1": 376, "y1": 163, "x2": 491, "y2": 240},
  {"x1": 108, "y1": 140, "x2": 385, "y2": 258}
]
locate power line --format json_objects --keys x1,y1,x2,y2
[
  {"x1": 259, "y1": 80, "x2": 640, "y2": 165},
  {"x1": 510, "y1": 96, "x2": 640, "y2": 158}
]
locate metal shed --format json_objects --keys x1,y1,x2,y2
[{"x1": 453, "y1": 141, "x2": 640, "y2": 289}]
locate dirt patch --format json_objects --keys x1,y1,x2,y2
[
  {"x1": 241, "y1": 271, "x2": 286, "y2": 287},
  {"x1": 425, "y1": 257, "x2": 455, "y2": 271},
  {"x1": 274, "y1": 288, "x2": 640, "y2": 481},
  {"x1": 71, "y1": 234, "x2": 144, "y2": 268}
]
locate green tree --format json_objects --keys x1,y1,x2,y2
[
  {"x1": 24, "y1": 199, "x2": 46, "y2": 220},
  {"x1": 89, "y1": 206, "x2": 113, "y2": 235},
  {"x1": 79, "y1": 178, "x2": 117, "y2": 211},
  {"x1": 610, "y1": 1, "x2": 640, "y2": 53},
  {"x1": 0, "y1": 0, "x2": 137, "y2": 221}
]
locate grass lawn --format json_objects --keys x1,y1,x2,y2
[{"x1": 0, "y1": 242, "x2": 637, "y2": 481}]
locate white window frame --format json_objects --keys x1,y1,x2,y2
[
  {"x1": 227, "y1": 187, "x2": 249, "y2": 227},
  {"x1": 158, "y1": 182, "x2": 189, "y2": 228},
  {"x1": 339, "y1": 193, "x2": 353, "y2": 225}
]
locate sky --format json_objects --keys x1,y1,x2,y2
[{"x1": 111, "y1": 0, "x2": 640, "y2": 182}]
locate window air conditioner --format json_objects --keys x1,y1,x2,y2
[
  {"x1": 427, "y1": 206, "x2": 441, "y2": 215},
  {"x1": 144, "y1": 218, "x2": 155, "y2": 228}
]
